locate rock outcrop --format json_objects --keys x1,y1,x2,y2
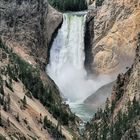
[
  {"x1": 84, "y1": 81, "x2": 115, "y2": 108},
  {"x1": 89, "y1": 0, "x2": 140, "y2": 74},
  {"x1": 0, "y1": 0, "x2": 62, "y2": 69}
]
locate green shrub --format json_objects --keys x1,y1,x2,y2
[
  {"x1": 95, "y1": 0, "x2": 104, "y2": 7},
  {"x1": 48, "y1": 0, "x2": 87, "y2": 11},
  {"x1": 0, "y1": 135, "x2": 6, "y2": 140},
  {"x1": 43, "y1": 116, "x2": 65, "y2": 139}
]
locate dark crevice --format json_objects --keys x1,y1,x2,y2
[
  {"x1": 84, "y1": 16, "x2": 94, "y2": 74},
  {"x1": 47, "y1": 19, "x2": 63, "y2": 65}
]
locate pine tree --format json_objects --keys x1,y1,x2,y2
[
  {"x1": 16, "y1": 113, "x2": 20, "y2": 122},
  {"x1": 39, "y1": 113, "x2": 43, "y2": 123},
  {"x1": 43, "y1": 116, "x2": 48, "y2": 129},
  {"x1": 0, "y1": 95, "x2": 4, "y2": 105},
  {"x1": 127, "y1": 99, "x2": 133, "y2": 119},
  {"x1": 96, "y1": 0, "x2": 104, "y2": 7},
  {"x1": 22, "y1": 96, "x2": 27, "y2": 108},
  {"x1": 114, "y1": 110, "x2": 123, "y2": 140},
  {"x1": 102, "y1": 121, "x2": 108, "y2": 140},
  {"x1": 0, "y1": 85, "x2": 4, "y2": 95},
  {"x1": 3, "y1": 99, "x2": 7, "y2": 111},
  {"x1": 92, "y1": 123, "x2": 98, "y2": 140},
  {"x1": 0, "y1": 106, "x2": 2, "y2": 126},
  {"x1": 111, "y1": 100, "x2": 115, "y2": 113},
  {"x1": 7, "y1": 117, "x2": 10, "y2": 127},
  {"x1": 132, "y1": 96, "x2": 139, "y2": 115},
  {"x1": 104, "y1": 98, "x2": 110, "y2": 119},
  {"x1": 7, "y1": 94, "x2": 11, "y2": 111}
]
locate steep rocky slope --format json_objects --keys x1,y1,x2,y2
[
  {"x1": 0, "y1": 40, "x2": 78, "y2": 140},
  {"x1": 0, "y1": 0, "x2": 62, "y2": 69},
  {"x1": 88, "y1": 0, "x2": 140, "y2": 74},
  {"x1": 84, "y1": 81, "x2": 115, "y2": 108},
  {"x1": 0, "y1": 0, "x2": 79, "y2": 139},
  {"x1": 83, "y1": 33, "x2": 140, "y2": 140}
]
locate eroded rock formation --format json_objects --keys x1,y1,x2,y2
[
  {"x1": 83, "y1": 33, "x2": 140, "y2": 140},
  {"x1": 89, "y1": 0, "x2": 140, "y2": 74},
  {"x1": 0, "y1": 0, "x2": 62, "y2": 69}
]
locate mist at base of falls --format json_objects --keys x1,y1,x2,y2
[{"x1": 49, "y1": 64, "x2": 114, "y2": 102}]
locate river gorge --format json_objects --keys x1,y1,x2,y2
[
  {"x1": 47, "y1": 12, "x2": 115, "y2": 121},
  {"x1": 0, "y1": 0, "x2": 139, "y2": 139}
]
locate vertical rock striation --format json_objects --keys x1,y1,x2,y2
[
  {"x1": 88, "y1": 0, "x2": 140, "y2": 74},
  {"x1": 0, "y1": 0, "x2": 62, "y2": 69}
]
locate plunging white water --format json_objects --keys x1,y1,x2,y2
[{"x1": 47, "y1": 13, "x2": 113, "y2": 102}]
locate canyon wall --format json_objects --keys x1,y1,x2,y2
[
  {"x1": 83, "y1": 33, "x2": 140, "y2": 140},
  {"x1": 0, "y1": 0, "x2": 62, "y2": 69},
  {"x1": 89, "y1": 0, "x2": 140, "y2": 74}
]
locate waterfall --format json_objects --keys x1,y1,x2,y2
[
  {"x1": 48, "y1": 13, "x2": 86, "y2": 74},
  {"x1": 47, "y1": 13, "x2": 113, "y2": 102}
]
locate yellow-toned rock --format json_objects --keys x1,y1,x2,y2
[{"x1": 91, "y1": 0, "x2": 140, "y2": 74}]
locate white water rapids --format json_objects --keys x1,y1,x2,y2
[{"x1": 47, "y1": 12, "x2": 114, "y2": 120}]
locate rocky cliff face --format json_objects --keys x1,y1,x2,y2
[
  {"x1": 83, "y1": 33, "x2": 140, "y2": 140},
  {"x1": 89, "y1": 0, "x2": 140, "y2": 74},
  {"x1": 0, "y1": 1, "x2": 79, "y2": 139},
  {"x1": 0, "y1": 0, "x2": 62, "y2": 69}
]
